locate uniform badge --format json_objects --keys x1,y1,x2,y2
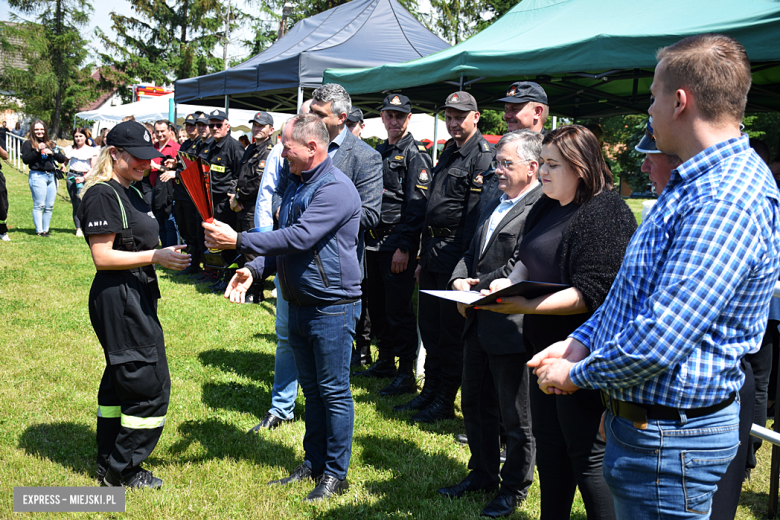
[
  {"x1": 203, "y1": 149, "x2": 209, "y2": 154},
  {"x1": 144, "y1": 132, "x2": 150, "y2": 142},
  {"x1": 395, "y1": 155, "x2": 404, "y2": 161},
  {"x1": 507, "y1": 85, "x2": 517, "y2": 97},
  {"x1": 449, "y1": 93, "x2": 459, "y2": 103},
  {"x1": 481, "y1": 141, "x2": 489, "y2": 152},
  {"x1": 419, "y1": 169, "x2": 429, "y2": 182},
  {"x1": 211, "y1": 109, "x2": 219, "y2": 116},
  {"x1": 474, "y1": 174, "x2": 483, "y2": 186},
  {"x1": 267, "y1": 144, "x2": 273, "y2": 150},
  {"x1": 259, "y1": 161, "x2": 266, "y2": 169},
  {"x1": 390, "y1": 96, "x2": 401, "y2": 105},
  {"x1": 417, "y1": 144, "x2": 427, "y2": 152}
]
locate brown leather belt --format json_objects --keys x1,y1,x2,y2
[{"x1": 601, "y1": 392, "x2": 736, "y2": 430}]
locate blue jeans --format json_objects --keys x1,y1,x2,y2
[
  {"x1": 269, "y1": 275, "x2": 298, "y2": 420},
  {"x1": 603, "y1": 400, "x2": 740, "y2": 519},
  {"x1": 287, "y1": 300, "x2": 359, "y2": 480},
  {"x1": 29, "y1": 171, "x2": 57, "y2": 233}
]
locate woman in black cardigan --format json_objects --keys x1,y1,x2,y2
[
  {"x1": 481, "y1": 125, "x2": 637, "y2": 519},
  {"x1": 22, "y1": 120, "x2": 67, "y2": 236}
]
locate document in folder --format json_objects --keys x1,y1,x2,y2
[{"x1": 421, "y1": 280, "x2": 569, "y2": 307}]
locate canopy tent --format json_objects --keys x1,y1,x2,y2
[
  {"x1": 75, "y1": 94, "x2": 295, "y2": 138},
  {"x1": 324, "y1": 0, "x2": 780, "y2": 119},
  {"x1": 173, "y1": 0, "x2": 449, "y2": 113}
]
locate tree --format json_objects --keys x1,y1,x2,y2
[
  {"x1": 96, "y1": 0, "x2": 230, "y2": 90},
  {"x1": 428, "y1": 0, "x2": 521, "y2": 44},
  {"x1": 1, "y1": 0, "x2": 96, "y2": 137}
]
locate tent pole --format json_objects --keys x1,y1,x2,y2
[
  {"x1": 297, "y1": 87, "x2": 303, "y2": 112},
  {"x1": 552, "y1": 116, "x2": 557, "y2": 130},
  {"x1": 432, "y1": 111, "x2": 439, "y2": 164},
  {"x1": 225, "y1": 95, "x2": 229, "y2": 117}
]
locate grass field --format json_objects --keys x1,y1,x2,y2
[{"x1": 0, "y1": 161, "x2": 774, "y2": 519}]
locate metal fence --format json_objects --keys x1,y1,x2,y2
[{"x1": 4, "y1": 132, "x2": 27, "y2": 172}]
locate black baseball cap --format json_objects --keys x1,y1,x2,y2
[
  {"x1": 497, "y1": 81, "x2": 548, "y2": 105},
  {"x1": 184, "y1": 113, "x2": 197, "y2": 125},
  {"x1": 442, "y1": 91, "x2": 478, "y2": 112},
  {"x1": 381, "y1": 94, "x2": 412, "y2": 113},
  {"x1": 250, "y1": 111, "x2": 274, "y2": 126},
  {"x1": 106, "y1": 121, "x2": 164, "y2": 160},
  {"x1": 206, "y1": 109, "x2": 228, "y2": 121},
  {"x1": 195, "y1": 113, "x2": 209, "y2": 125},
  {"x1": 346, "y1": 107, "x2": 364, "y2": 123},
  {"x1": 635, "y1": 117, "x2": 660, "y2": 154}
]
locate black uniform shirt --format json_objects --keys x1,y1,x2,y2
[
  {"x1": 200, "y1": 135, "x2": 244, "y2": 196},
  {"x1": 421, "y1": 129, "x2": 495, "y2": 273},
  {"x1": 235, "y1": 137, "x2": 273, "y2": 217},
  {"x1": 78, "y1": 179, "x2": 159, "y2": 252},
  {"x1": 173, "y1": 137, "x2": 203, "y2": 201},
  {"x1": 369, "y1": 132, "x2": 432, "y2": 252}
]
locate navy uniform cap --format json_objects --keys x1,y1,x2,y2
[
  {"x1": 207, "y1": 109, "x2": 228, "y2": 121},
  {"x1": 381, "y1": 94, "x2": 412, "y2": 113},
  {"x1": 250, "y1": 111, "x2": 274, "y2": 126},
  {"x1": 346, "y1": 107, "x2": 364, "y2": 123},
  {"x1": 106, "y1": 121, "x2": 164, "y2": 160},
  {"x1": 497, "y1": 81, "x2": 548, "y2": 105},
  {"x1": 635, "y1": 117, "x2": 661, "y2": 154}
]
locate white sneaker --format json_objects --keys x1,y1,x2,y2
[
  {"x1": 75, "y1": 228, "x2": 84, "y2": 237},
  {"x1": 0, "y1": 234, "x2": 9, "y2": 241}
]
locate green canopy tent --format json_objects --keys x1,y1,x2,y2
[{"x1": 323, "y1": 0, "x2": 780, "y2": 119}]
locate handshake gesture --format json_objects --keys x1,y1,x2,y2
[{"x1": 527, "y1": 338, "x2": 589, "y2": 395}]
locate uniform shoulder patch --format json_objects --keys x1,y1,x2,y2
[
  {"x1": 481, "y1": 141, "x2": 490, "y2": 152},
  {"x1": 473, "y1": 173, "x2": 484, "y2": 186},
  {"x1": 394, "y1": 155, "x2": 404, "y2": 161},
  {"x1": 417, "y1": 144, "x2": 427, "y2": 152}
]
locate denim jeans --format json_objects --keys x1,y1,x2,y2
[
  {"x1": 287, "y1": 300, "x2": 359, "y2": 480},
  {"x1": 269, "y1": 275, "x2": 298, "y2": 420},
  {"x1": 29, "y1": 170, "x2": 57, "y2": 233},
  {"x1": 603, "y1": 400, "x2": 740, "y2": 519}
]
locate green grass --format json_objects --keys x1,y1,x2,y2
[{"x1": 0, "y1": 163, "x2": 773, "y2": 519}]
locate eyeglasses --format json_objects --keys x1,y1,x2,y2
[
  {"x1": 208, "y1": 123, "x2": 225, "y2": 129},
  {"x1": 491, "y1": 159, "x2": 514, "y2": 170}
]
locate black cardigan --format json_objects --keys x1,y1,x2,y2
[
  {"x1": 21, "y1": 140, "x2": 67, "y2": 172},
  {"x1": 518, "y1": 189, "x2": 637, "y2": 352}
]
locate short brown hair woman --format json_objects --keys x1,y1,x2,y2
[{"x1": 481, "y1": 124, "x2": 637, "y2": 519}]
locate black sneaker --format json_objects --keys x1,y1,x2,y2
[{"x1": 103, "y1": 468, "x2": 163, "y2": 489}]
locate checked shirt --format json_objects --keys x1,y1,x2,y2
[{"x1": 570, "y1": 135, "x2": 780, "y2": 408}]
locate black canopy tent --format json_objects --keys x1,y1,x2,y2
[{"x1": 173, "y1": 0, "x2": 449, "y2": 113}]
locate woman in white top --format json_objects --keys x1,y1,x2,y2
[{"x1": 63, "y1": 127, "x2": 98, "y2": 236}]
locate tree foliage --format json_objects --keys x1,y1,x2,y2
[
  {"x1": 427, "y1": 0, "x2": 521, "y2": 44},
  {"x1": 96, "y1": 0, "x2": 231, "y2": 91},
  {"x1": 1, "y1": 0, "x2": 97, "y2": 137}
]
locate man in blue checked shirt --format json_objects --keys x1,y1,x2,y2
[{"x1": 529, "y1": 34, "x2": 780, "y2": 519}]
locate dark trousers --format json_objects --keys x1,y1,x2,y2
[
  {"x1": 418, "y1": 268, "x2": 466, "y2": 388},
  {"x1": 355, "y1": 282, "x2": 372, "y2": 348},
  {"x1": 365, "y1": 250, "x2": 418, "y2": 363},
  {"x1": 89, "y1": 270, "x2": 170, "y2": 478},
  {"x1": 529, "y1": 382, "x2": 615, "y2": 520},
  {"x1": 710, "y1": 358, "x2": 755, "y2": 520},
  {"x1": 0, "y1": 171, "x2": 8, "y2": 234},
  {"x1": 461, "y1": 326, "x2": 535, "y2": 497},
  {"x1": 746, "y1": 321, "x2": 776, "y2": 471},
  {"x1": 66, "y1": 177, "x2": 82, "y2": 229},
  {"x1": 173, "y1": 199, "x2": 203, "y2": 264}
]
